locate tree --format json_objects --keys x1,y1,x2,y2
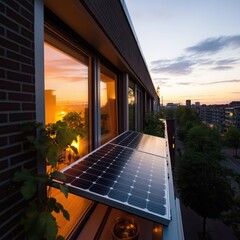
[
  {"x1": 222, "y1": 174, "x2": 240, "y2": 239},
  {"x1": 175, "y1": 106, "x2": 200, "y2": 141},
  {"x1": 143, "y1": 112, "x2": 165, "y2": 137},
  {"x1": 177, "y1": 125, "x2": 233, "y2": 239},
  {"x1": 224, "y1": 128, "x2": 240, "y2": 157}
]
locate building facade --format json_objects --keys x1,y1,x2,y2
[{"x1": 1, "y1": 1, "x2": 183, "y2": 239}]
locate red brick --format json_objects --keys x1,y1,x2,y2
[
  {"x1": 20, "y1": 7, "x2": 33, "y2": 22},
  {"x1": 0, "y1": 91, "x2": 7, "y2": 100},
  {"x1": 0, "y1": 158, "x2": 8, "y2": 169},
  {"x1": 21, "y1": 63, "x2": 34, "y2": 74},
  {"x1": 0, "y1": 192, "x2": 22, "y2": 213},
  {"x1": 0, "y1": 102, "x2": 20, "y2": 111},
  {"x1": 0, "y1": 80, "x2": 21, "y2": 91},
  {"x1": 9, "y1": 132, "x2": 24, "y2": 144},
  {"x1": 19, "y1": 0, "x2": 34, "y2": 13},
  {"x1": 7, "y1": 71, "x2": 32, "y2": 83},
  {"x1": 22, "y1": 83, "x2": 34, "y2": 93},
  {"x1": 20, "y1": 26, "x2": 34, "y2": 39},
  {"x1": 7, "y1": 30, "x2": 31, "y2": 48},
  {"x1": 0, "y1": 145, "x2": 21, "y2": 159},
  {"x1": 0, "y1": 124, "x2": 20, "y2": 135},
  {"x1": 0, "y1": 114, "x2": 8, "y2": 123},
  {"x1": 1, "y1": 14, "x2": 19, "y2": 32},
  {"x1": 0, "y1": 211, "x2": 23, "y2": 239},
  {"x1": 6, "y1": 7, "x2": 32, "y2": 30},
  {"x1": 7, "y1": 50, "x2": 32, "y2": 64},
  {"x1": 10, "y1": 151, "x2": 34, "y2": 165},
  {"x1": 0, "y1": 69, "x2": 5, "y2": 78},
  {"x1": 8, "y1": 92, "x2": 34, "y2": 102},
  {"x1": 22, "y1": 102, "x2": 35, "y2": 111},
  {"x1": 0, "y1": 36, "x2": 19, "y2": 51},
  {"x1": 20, "y1": 45, "x2": 34, "y2": 58},
  {"x1": 2, "y1": 0, "x2": 20, "y2": 12},
  {"x1": 0, "y1": 57, "x2": 20, "y2": 71},
  {"x1": 0, "y1": 26, "x2": 4, "y2": 37},
  {"x1": 0, "y1": 2, "x2": 5, "y2": 13},
  {"x1": 10, "y1": 112, "x2": 35, "y2": 122}
]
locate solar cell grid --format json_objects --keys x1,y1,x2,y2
[{"x1": 58, "y1": 131, "x2": 170, "y2": 225}]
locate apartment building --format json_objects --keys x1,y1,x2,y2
[{"x1": 199, "y1": 103, "x2": 240, "y2": 131}]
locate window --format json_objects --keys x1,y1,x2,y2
[
  {"x1": 44, "y1": 42, "x2": 89, "y2": 160},
  {"x1": 128, "y1": 80, "x2": 135, "y2": 131},
  {"x1": 44, "y1": 41, "x2": 92, "y2": 238},
  {"x1": 100, "y1": 66, "x2": 117, "y2": 144}
]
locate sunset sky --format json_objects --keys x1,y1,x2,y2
[{"x1": 124, "y1": 0, "x2": 240, "y2": 105}]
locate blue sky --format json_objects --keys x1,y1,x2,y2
[{"x1": 124, "y1": 0, "x2": 240, "y2": 105}]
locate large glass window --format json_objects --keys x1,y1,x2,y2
[
  {"x1": 44, "y1": 41, "x2": 92, "y2": 238},
  {"x1": 44, "y1": 42, "x2": 89, "y2": 162},
  {"x1": 100, "y1": 66, "x2": 117, "y2": 144}
]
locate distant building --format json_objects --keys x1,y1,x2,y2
[
  {"x1": 195, "y1": 102, "x2": 200, "y2": 106},
  {"x1": 225, "y1": 106, "x2": 240, "y2": 129},
  {"x1": 166, "y1": 103, "x2": 180, "y2": 108},
  {"x1": 186, "y1": 99, "x2": 191, "y2": 106},
  {"x1": 198, "y1": 102, "x2": 240, "y2": 131}
]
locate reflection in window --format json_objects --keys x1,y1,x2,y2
[
  {"x1": 44, "y1": 42, "x2": 89, "y2": 163},
  {"x1": 100, "y1": 67, "x2": 117, "y2": 144},
  {"x1": 128, "y1": 81, "x2": 135, "y2": 131},
  {"x1": 44, "y1": 42, "x2": 91, "y2": 238}
]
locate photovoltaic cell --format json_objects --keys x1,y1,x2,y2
[{"x1": 56, "y1": 131, "x2": 170, "y2": 225}]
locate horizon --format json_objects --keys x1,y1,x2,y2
[{"x1": 124, "y1": 0, "x2": 240, "y2": 105}]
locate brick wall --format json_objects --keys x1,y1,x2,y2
[{"x1": 0, "y1": 0, "x2": 36, "y2": 239}]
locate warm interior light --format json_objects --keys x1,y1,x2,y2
[
  {"x1": 153, "y1": 225, "x2": 162, "y2": 234},
  {"x1": 229, "y1": 112, "x2": 233, "y2": 117}
]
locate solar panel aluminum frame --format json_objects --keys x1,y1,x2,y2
[{"x1": 54, "y1": 131, "x2": 171, "y2": 226}]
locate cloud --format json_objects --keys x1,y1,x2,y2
[
  {"x1": 151, "y1": 57, "x2": 195, "y2": 75},
  {"x1": 211, "y1": 66, "x2": 233, "y2": 71},
  {"x1": 150, "y1": 36, "x2": 240, "y2": 75},
  {"x1": 177, "y1": 82, "x2": 192, "y2": 85},
  {"x1": 201, "y1": 79, "x2": 240, "y2": 85},
  {"x1": 186, "y1": 35, "x2": 240, "y2": 54}
]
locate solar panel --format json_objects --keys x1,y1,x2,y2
[
  {"x1": 110, "y1": 131, "x2": 166, "y2": 157},
  {"x1": 56, "y1": 131, "x2": 171, "y2": 225}
]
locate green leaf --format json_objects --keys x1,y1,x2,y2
[
  {"x1": 60, "y1": 184, "x2": 68, "y2": 198},
  {"x1": 46, "y1": 144, "x2": 59, "y2": 167},
  {"x1": 21, "y1": 179, "x2": 37, "y2": 200},
  {"x1": 56, "y1": 202, "x2": 70, "y2": 221},
  {"x1": 70, "y1": 145, "x2": 78, "y2": 155},
  {"x1": 39, "y1": 212, "x2": 58, "y2": 240},
  {"x1": 13, "y1": 169, "x2": 33, "y2": 182},
  {"x1": 56, "y1": 235, "x2": 65, "y2": 240},
  {"x1": 21, "y1": 204, "x2": 45, "y2": 240},
  {"x1": 51, "y1": 171, "x2": 67, "y2": 182},
  {"x1": 47, "y1": 197, "x2": 57, "y2": 212}
]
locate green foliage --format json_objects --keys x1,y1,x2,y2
[
  {"x1": 224, "y1": 127, "x2": 240, "y2": 157},
  {"x1": 178, "y1": 149, "x2": 233, "y2": 219},
  {"x1": 13, "y1": 120, "x2": 78, "y2": 240},
  {"x1": 164, "y1": 107, "x2": 175, "y2": 119},
  {"x1": 185, "y1": 125, "x2": 222, "y2": 154},
  {"x1": 223, "y1": 194, "x2": 240, "y2": 239},
  {"x1": 143, "y1": 112, "x2": 165, "y2": 137},
  {"x1": 62, "y1": 111, "x2": 86, "y2": 138},
  {"x1": 175, "y1": 106, "x2": 200, "y2": 141},
  {"x1": 177, "y1": 123, "x2": 234, "y2": 237}
]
